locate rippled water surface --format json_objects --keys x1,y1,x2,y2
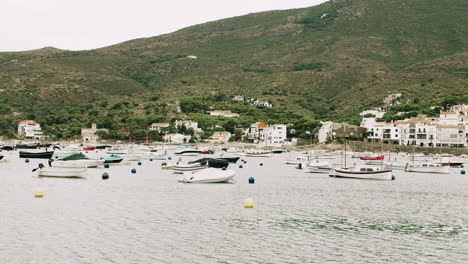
[{"x1": 1, "y1": 150, "x2": 467, "y2": 263}]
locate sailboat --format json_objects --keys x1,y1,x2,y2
[{"x1": 329, "y1": 139, "x2": 395, "y2": 181}]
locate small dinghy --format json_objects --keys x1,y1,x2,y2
[
  {"x1": 103, "y1": 155, "x2": 123, "y2": 164},
  {"x1": 33, "y1": 163, "x2": 87, "y2": 178},
  {"x1": 178, "y1": 168, "x2": 235, "y2": 183},
  {"x1": 20, "y1": 151, "x2": 54, "y2": 159}
]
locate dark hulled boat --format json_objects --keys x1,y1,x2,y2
[{"x1": 19, "y1": 151, "x2": 54, "y2": 159}]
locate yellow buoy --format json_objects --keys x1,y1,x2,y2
[
  {"x1": 244, "y1": 198, "x2": 254, "y2": 208},
  {"x1": 35, "y1": 189, "x2": 44, "y2": 198}
]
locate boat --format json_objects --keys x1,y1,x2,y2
[
  {"x1": 37, "y1": 167, "x2": 87, "y2": 178},
  {"x1": 173, "y1": 163, "x2": 207, "y2": 173},
  {"x1": 365, "y1": 161, "x2": 407, "y2": 170},
  {"x1": 95, "y1": 145, "x2": 111, "y2": 150},
  {"x1": 188, "y1": 158, "x2": 229, "y2": 168},
  {"x1": 199, "y1": 150, "x2": 215, "y2": 155},
  {"x1": 439, "y1": 161, "x2": 465, "y2": 168},
  {"x1": 103, "y1": 155, "x2": 123, "y2": 164},
  {"x1": 83, "y1": 146, "x2": 95, "y2": 151},
  {"x1": 304, "y1": 161, "x2": 332, "y2": 173},
  {"x1": 33, "y1": 163, "x2": 87, "y2": 178},
  {"x1": 217, "y1": 157, "x2": 240, "y2": 163},
  {"x1": 285, "y1": 156, "x2": 309, "y2": 165},
  {"x1": 360, "y1": 155, "x2": 384, "y2": 161},
  {"x1": 178, "y1": 168, "x2": 235, "y2": 183},
  {"x1": 0, "y1": 146, "x2": 14, "y2": 151},
  {"x1": 15, "y1": 144, "x2": 38, "y2": 149},
  {"x1": 329, "y1": 166, "x2": 394, "y2": 180},
  {"x1": 19, "y1": 151, "x2": 54, "y2": 159},
  {"x1": 245, "y1": 151, "x2": 272, "y2": 157},
  {"x1": 405, "y1": 163, "x2": 450, "y2": 174},
  {"x1": 174, "y1": 149, "x2": 201, "y2": 156},
  {"x1": 272, "y1": 150, "x2": 286, "y2": 154}
]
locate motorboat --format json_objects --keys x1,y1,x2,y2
[
  {"x1": 285, "y1": 156, "x2": 309, "y2": 165},
  {"x1": 245, "y1": 151, "x2": 272, "y2": 157},
  {"x1": 50, "y1": 159, "x2": 104, "y2": 168},
  {"x1": 103, "y1": 155, "x2": 124, "y2": 164},
  {"x1": 188, "y1": 158, "x2": 229, "y2": 168},
  {"x1": 174, "y1": 149, "x2": 201, "y2": 156},
  {"x1": 172, "y1": 163, "x2": 207, "y2": 173},
  {"x1": 178, "y1": 168, "x2": 235, "y2": 183},
  {"x1": 405, "y1": 163, "x2": 450, "y2": 174},
  {"x1": 304, "y1": 161, "x2": 332, "y2": 173},
  {"x1": 329, "y1": 166, "x2": 394, "y2": 180},
  {"x1": 360, "y1": 155, "x2": 384, "y2": 161},
  {"x1": 19, "y1": 151, "x2": 54, "y2": 159},
  {"x1": 33, "y1": 164, "x2": 87, "y2": 178}
]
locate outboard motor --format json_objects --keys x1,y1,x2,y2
[
  {"x1": 48, "y1": 159, "x2": 54, "y2": 167},
  {"x1": 298, "y1": 163, "x2": 302, "y2": 170}
]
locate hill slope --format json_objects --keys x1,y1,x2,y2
[{"x1": 0, "y1": 0, "x2": 467, "y2": 138}]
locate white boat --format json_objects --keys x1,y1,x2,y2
[
  {"x1": 285, "y1": 156, "x2": 309, "y2": 165},
  {"x1": 37, "y1": 167, "x2": 87, "y2": 178},
  {"x1": 173, "y1": 163, "x2": 207, "y2": 173},
  {"x1": 329, "y1": 166, "x2": 394, "y2": 180},
  {"x1": 405, "y1": 163, "x2": 450, "y2": 174},
  {"x1": 178, "y1": 168, "x2": 235, "y2": 183},
  {"x1": 305, "y1": 161, "x2": 332, "y2": 173},
  {"x1": 50, "y1": 159, "x2": 104, "y2": 168},
  {"x1": 119, "y1": 154, "x2": 143, "y2": 161},
  {"x1": 245, "y1": 151, "x2": 272, "y2": 157}
]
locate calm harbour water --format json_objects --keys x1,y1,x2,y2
[{"x1": 0, "y1": 150, "x2": 467, "y2": 264}]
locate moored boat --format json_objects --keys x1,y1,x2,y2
[
  {"x1": 174, "y1": 149, "x2": 201, "y2": 156},
  {"x1": 245, "y1": 151, "x2": 272, "y2": 157},
  {"x1": 178, "y1": 168, "x2": 235, "y2": 183},
  {"x1": 329, "y1": 166, "x2": 394, "y2": 180},
  {"x1": 405, "y1": 163, "x2": 450, "y2": 174},
  {"x1": 19, "y1": 151, "x2": 54, "y2": 159},
  {"x1": 360, "y1": 155, "x2": 384, "y2": 161}
]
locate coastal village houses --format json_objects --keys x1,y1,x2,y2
[
  {"x1": 150, "y1": 123, "x2": 170, "y2": 132},
  {"x1": 81, "y1": 123, "x2": 108, "y2": 142},
  {"x1": 17, "y1": 120, "x2": 46, "y2": 140},
  {"x1": 175, "y1": 120, "x2": 202, "y2": 133},
  {"x1": 248, "y1": 122, "x2": 287, "y2": 146},
  {"x1": 360, "y1": 105, "x2": 468, "y2": 148},
  {"x1": 163, "y1": 133, "x2": 191, "y2": 144},
  {"x1": 209, "y1": 131, "x2": 232, "y2": 144}
]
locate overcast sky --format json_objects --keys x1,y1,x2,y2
[{"x1": 2, "y1": 0, "x2": 327, "y2": 52}]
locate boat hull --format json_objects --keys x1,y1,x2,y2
[
  {"x1": 38, "y1": 168, "x2": 87, "y2": 178},
  {"x1": 19, "y1": 151, "x2": 54, "y2": 159},
  {"x1": 329, "y1": 168, "x2": 394, "y2": 180},
  {"x1": 405, "y1": 166, "x2": 450, "y2": 174},
  {"x1": 179, "y1": 168, "x2": 235, "y2": 183}
]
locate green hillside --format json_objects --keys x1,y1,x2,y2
[{"x1": 0, "y1": 0, "x2": 467, "y2": 139}]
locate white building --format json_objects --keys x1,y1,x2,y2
[
  {"x1": 150, "y1": 123, "x2": 169, "y2": 131},
  {"x1": 233, "y1": 95, "x2": 244, "y2": 101},
  {"x1": 17, "y1": 120, "x2": 45, "y2": 139},
  {"x1": 209, "y1": 110, "x2": 240, "y2": 118},
  {"x1": 261, "y1": 124, "x2": 287, "y2": 146},
  {"x1": 175, "y1": 120, "x2": 202, "y2": 133},
  {"x1": 253, "y1": 100, "x2": 272, "y2": 108},
  {"x1": 209, "y1": 131, "x2": 232, "y2": 144},
  {"x1": 450, "y1": 105, "x2": 468, "y2": 115},
  {"x1": 81, "y1": 123, "x2": 108, "y2": 142},
  {"x1": 318, "y1": 121, "x2": 335, "y2": 143},
  {"x1": 436, "y1": 125, "x2": 465, "y2": 148},
  {"x1": 248, "y1": 122, "x2": 268, "y2": 141},
  {"x1": 163, "y1": 133, "x2": 191, "y2": 144}
]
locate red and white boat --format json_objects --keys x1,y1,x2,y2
[{"x1": 360, "y1": 155, "x2": 384, "y2": 161}]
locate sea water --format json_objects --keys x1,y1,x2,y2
[{"x1": 0, "y1": 150, "x2": 467, "y2": 263}]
